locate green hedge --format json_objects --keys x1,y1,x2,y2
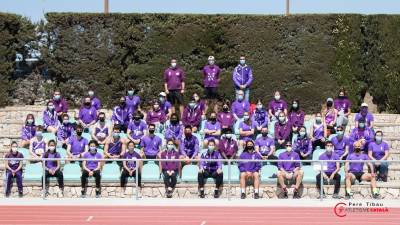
[{"x1": 2, "y1": 13, "x2": 400, "y2": 113}]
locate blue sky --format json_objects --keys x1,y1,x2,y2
[{"x1": 2, "y1": 0, "x2": 400, "y2": 22}]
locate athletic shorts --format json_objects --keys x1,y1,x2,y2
[
  {"x1": 204, "y1": 87, "x2": 218, "y2": 99},
  {"x1": 167, "y1": 90, "x2": 183, "y2": 105}
]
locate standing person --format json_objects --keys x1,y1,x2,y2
[
  {"x1": 111, "y1": 97, "x2": 130, "y2": 133},
  {"x1": 217, "y1": 100, "x2": 235, "y2": 129},
  {"x1": 334, "y1": 88, "x2": 351, "y2": 129},
  {"x1": 316, "y1": 141, "x2": 341, "y2": 199},
  {"x1": 29, "y1": 126, "x2": 46, "y2": 161},
  {"x1": 182, "y1": 98, "x2": 202, "y2": 132},
  {"x1": 66, "y1": 125, "x2": 88, "y2": 161},
  {"x1": 91, "y1": 112, "x2": 111, "y2": 146},
  {"x1": 127, "y1": 112, "x2": 148, "y2": 144},
  {"x1": 179, "y1": 125, "x2": 200, "y2": 164},
  {"x1": 140, "y1": 124, "x2": 162, "y2": 159},
  {"x1": 51, "y1": 90, "x2": 68, "y2": 122},
  {"x1": 268, "y1": 91, "x2": 288, "y2": 121},
  {"x1": 232, "y1": 56, "x2": 253, "y2": 101},
  {"x1": 164, "y1": 59, "x2": 185, "y2": 116},
  {"x1": 88, "y1": 90, "x2": 102, "y2": 111},
  {"x1": 159, "y1": 92, "x2": 173, "y2": 119},
  {"x1": 146, "y1": 100, "x2": 166, "y2": 133},
  {"x1": 160, "y1": 140, "x2": 181, "y2": 198},
  {"x1": 125, "y1": 87, "x2": 141, "y2": 117},
  {"x1": 231, "y1": 90, "x2": 250, "y2": 121},
  {"x1": 311, "y1": 112, "x2": 326, "y2": 150},
  {"x1": 202, "y1": 56, "x2": 221, "y2": 113},
  {"x1": 277, "y1": 142, "x2": 303, "y2": 199},
  {"x1": 20, "y1": 114, "x2": 36, "y2": 148},
  {"x1": 218, "y1": 128, "x2": 238, "y2": 160},
  {"x1": 355, "y1": 103, "x2": 374, "y2": 129},
  {"x1": 198, "y1": 140, "x2": 223, "y2": 198},
  {"x1": 288, "y1": 100, "x2": 305, "y2": 134},
  {"x1": 78, "y1": 97, "x2": 97, "y2": 132},
  {"x1": 239, "y1": 140, "x2": 262, "y2": 199},
  {"x1": 274, "y1": 112, "x2": 292, "y2": 149},
  {"x1": 323, "y1": 98, "x2": 338, "y2": 137},
  {"x1": 203, "y1": 112, "x2": 221, "y2": 146},
  {"x1": 4, "y1": 142, "x2": 24, "y2": 198},
  {"x1": 42, "y1": 140, "x2": 64, "y2": 197},
  {"x1": 43, "y1": 101, "x2": 59, "y2": 133},
  {"x1": 57, "y1": 113, "x2": 74, "y2": 148},
  {"x1": 121, "y1": 141, "x2": 142, "y2": 197},
  {"x1": 81, "y1": 140, "x2": 103, "y2": 198},
  {"x1": 368, "y1": 131, "x2": 390, "y2": 182},
  {"x1": 252, "y1": 99, "x2": 268, "y2": 136}
]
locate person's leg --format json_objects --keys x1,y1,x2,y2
[
  {"x1": 316, "y1": 173, "x2": 323, "y2": 194},
  {"x1": 55, "y1": 169, "x2": 64, "y2": 191},
  {"x1": 333, "y1": 173, "x2": 341, "y2": 195},
  {"x1": 15, "y1": 171, "x2": 23, "y2": 195},
  {"x1": 94, "y1": 170, "x2": 101, "y2": 191},
  {"x1": 345, "y1": 173, "x2": 355, "y2": 197},
  {"x1": 5, "y1": 171, "x2": 13, "y2": 196},
  {"x1": 294, "y1": 170, "x2": 304, "y2": 190},
  {"x1": 277, "y1": 171, "x2": 287, "y2": 188},
  {"x1": 81, "y1": 170, "x2": 89, "y2": 194},
  {"x1": 198, "y1": 171, "x2": 207, "y2": 189},
  {"x1": 44, "y1": 170, "x2": 50, "y2": 191},
  {"x1": 253, "y1": 172, "x2": 260, "y2": 193},
  {"x1": 137, "y1": 172, "x2": 142, "y2": 188},
  {"x1": 212, "y1": 171, "x2": 223, "y2": 189},
  {"x1": 120, "y1": 169, "x2": 129, "y2": 189},
  {"x1": 379, "y1": 162, "x2": 389, "y2": 182},
  {"x1": 170, "y1": 171, "x2": 178, "y2": 188},
  {"x1": 162, "y1": 171, "x2": 170, "y2": 189}
]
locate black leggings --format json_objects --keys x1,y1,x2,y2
[
  {"x1": 81, "y1": 170, "x2": 101, "y2": 190},
  {"x1": 162, "y1": 170, "x2": 178, "y2": 189},
  {"x1": 198, "y1": 170, "x2": 223, "y2": 189},
  {"x1": 316, "y1": 173, "x2": 341, "y2": 194},
  {"x1": 120, "y1": 168, "x2": 142, "y2": 188},
  {"x1": 43, "y1": 169, "x2": 64, "y2": 190}
]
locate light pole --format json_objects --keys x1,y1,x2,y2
[
  {"x1": 286, "y1": 0, "x2": 290, "y2": 16},
  {"x1": 104, "y1": 0, "x2": 109, "y2": 14}
]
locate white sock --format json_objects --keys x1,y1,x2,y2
[
  {"x1": 254, "y1": 189, "x2": 259, "y2": 194},
  {"x1": 241, "y1": 188, "x2": 245, "y2": 193}
]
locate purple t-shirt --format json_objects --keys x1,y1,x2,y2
[
  {"x1": 278, "y1": 151, "x2": 301, "y2": 172},
  {"x1": 255, "y1": 136, "x2": 275, "y2": 156},
  {"x1": 141, "y1": 135, "x2": 162, "y2": 157},
  {"x1": 368, "y1": 141, "x2": 389, "y2": 160},
  {"x1": 238, "y1": 151, "x2": 262, "y2": 172},
  {"x1": 165, "y1": 121, "x2": 183, "y2": 141},
  {"x1": 6, "y1": 152, "x2": 23, "y2": 171},
  {"x1": 128, "y1": 120, "x2": 148, "y2": 139},
  {"x1": 334, "y1": 98, "x2": 352, "y2": 114},
  {"x1": 347, "y1": 153, "x2": 369, "y2": 173},
  {"x1": 68, "y1": 136, "x2": 88, "y2": 155},
  {"x1": 331, "y1": 136, "x2": 350, "y2": 157},
  {"x1": 90, "y1": 97, "x2": 101, "y2": 110},
  {"x1": 199, "y1": 151, "x2": 222, "y2": 172},
  {"x1": 239, "y1": 121, "x2": 253, "y2": 141},
  {"x1": 354, "y1": 112, "x2": 374, "y2": 127},
  {"x1": 231, "y1": 100, "x2": 250, "y2": 119},
  {"x1": 32, "y1": 139, "x2": 46, "y2": 155},
  {"x1": 319, "y1": 152, "x2": 340, "y2": 173},
  {"x1": 202, "y1": 65, "x2": 221, "y2": 88},
  {"x1": 164, "y1": 67, "x2": 185, "y2": 90},
  {"x1": 217, "y1": 112, "x2": 235, "y2": 128},
  {"x1": 268, "y1": 99, "x2": 288, "y2": 117},
  {"x1": 79, "y1": 106, "x2": 97, "y2": 124},
  {"x1": 218, "y1": 138, "x2": 238, "y2": 157},
  {"x1": 146, "y1": 110, "x2": 166, "y2": 124},
  {"x1": 288, "y1": 110, "x2": 305, "y2": 127},
  {"x1": 160, "y1": 101, "x2": 172, "y2": 114},
  {"x1": 160, "y1": 150, "x2": 180, "y2": 171},
  {"x1": 123, "y1": 151, "x2": 141, "y2": 170},
  {"x1": 125, "y1": 95, "x2": 141, "y2": 114},
  {"x1": 204, "y1": 121, "x2": 221, "y2": 139},
  {"x1": 83, "y1": 152, "x2": 103, "y2": 170},
  {"x1": 43, "y1": 152, "x2": 61, "y2": 169},
  {"x1": 52, "y1": 98, "x2": 68, "y2": 114}
]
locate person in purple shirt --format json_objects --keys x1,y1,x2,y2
[
  {"x1": 316, "y1": 141, "x2": 341, "y2": 198},
  {"x1": 146, "y1": 100, "x2": 166, "y2": 132},
  {"x1": 20, "y1": 113, "x2": 36, "y2": 148},
  {"x1": 345, "y1": 141, "x2": 379, "y2": 199},
  {"x1": 354, "y1": 103, "x2": 374, "y2": 129},
  {"x1": 322, "y1": 98, "x2": 338, "y2": 137},
  {"x1": 203, "y1": 112, "x2": 221, "y2": 146},
  {"x1": 125, "y1": 87, "x2": 141, "y2": 116},
  {"x1": 42, "y1": 140, "x2": 64, "y2": 197},
  {"x1": 311, "y1": 112, "x2": 326, "y2": 150},
  {"x1": 140, "y1": 124, "x2": 162, "y2": 159},
  {"x1": 182, "y1": 98, "x2": 202, "y2": 132},
  {"x1": 160, "y1": 140, "x2": 181, "y2": 198},
  {"x1": 277, "y1": 142, "x2": 303, "y2": 199},
  {"x1": 368, "y1": 131, "x2": 390, "y2": 182},
  {"x1": 349, "y1": 118, "x2": 374, "y2": 153},
  {"x1": 57, "y1": 113, "x2": 74, "y2": 148},
  {"x1": 334, "y1": 88, "x2": 351, "y2": 129},
  {"x1": 198, "y1": 140, "x2": 223, "y2": 198},
  {"x1": 274, "y1": 112, "x2": 292, "y2": 149},
  {"x1": 29, "y1": 126, "x2": 46, "y2": 160},
  {"x1": 51, "y1": 90, "x2": 68, "y2": 122},
  {"x1": 255, "y1": 127, "x2": 277, "y2": 163},
  {"x1": 67, "y1": 125, "x2": 88, "y2": 160},
  {"x1": 121, "y1": 141, "x2": 142, "y2": 196},
  {"x1": 78, "y1": 97, "x2": 97, "y2": 131},
  {"x1": 293, "y1": 126, "x2": 312, "y2": 163},
  {"x1": 217, "y1": 100, "x2": 235, "y2": 129},
  {"x1": 268, "y1": 91, "x2": 288, "y2": 121},
  {"x1": 218, "y1": 128, "x2": 238, "y2": 160},
  {"x1": 231, "y1": 90, "x2": 250, "y2": 120},
  {"x1": 165, "y1": 113, "x2": 183, "y2": 145},
  {"x1": 179, "y1": 125, "x2": 200, "y2": 163},
  {"x1": 192, "y1": 93, "x2": 207, "y2": 119},
  {"x1": 43, "y1": 101, "x2": 59, "y2": 133},
  {"x1": 202, "y1": 56, "x2": 221, "y2": 111},
  {"x1": 81, "y1": 140, "x2": 103, "y2": 198},
  {"x1": 104, "y1": 125, "x2": 127, "y2": 165},
  {"x1": 239, "y1": 112, "x2": 254, "y2": 147},
  {"x1": 91, "y1": 112, "x2": 111, "y2": 145},
  {"x1": 252, "y1": 99, "x2": 268, "y2": 135},
  {"x1": 232, "y1": 56, "x2": 253, "y2": 101},
  {"x1": 128, "y1": 112, "x2": 148, "y2": 144},
  {"x1": 159, "y1": 92, "x2": 172, "y2": 119},
  {"x1": 164, "y1": 59, "x2": 185, "y2": 116},
  {"x1": 288, "y1": 100, "x2": 305, "y2": 134},
  {"x1": 88, "y1": 90, "x2": 101, "y2": 111},
  {"x1": 111, "y1": 97, "x2": 130, "y2": 132},
  {"x1": 239, "y1": 140, "x2": 262, "y2": 199},
  {"x1": 331, "y1": 126, "x2": 349, "y2": 159},
  {"x1": 5, "y1": 141, "x2": 23, "y2": 198}
]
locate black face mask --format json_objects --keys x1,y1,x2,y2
[
  {"x1": 262, "y1": 132, "x2": 268, "y2": 137},
  {"x1": 171, "y1": 119, "x2": 178, "y2": 124},
  {"x1": 84, "y1": 102, "x2": 91, "y2": 106},
  {"x1": 246, "y1": 146, "x2": 254, "y2": 151},
  {"x1": 149, "y1": 129, "x2": 155, "y2": 134},
  {"x1": 134, "y1": 117, "x2": 141, "y2": 121},
  {"x1": 185, "y1": 133, "x2": 192, "y2": 137},
  {"x1": 120, "y1": 102, "x2": 126, "y2": 106},
  {"x1": 77, "y1": 131, "x2": 83, "y2": 136},
  {"x1": 223, "y1": 107, "x2": 229, "y2": 112},
  {"x1": 338, "y1": 96, "x2": 345, "y2": 99},
  {"x1": 99, "y1": 117, "x2": 105, "y2": 122},
  {"x1": 210, "y1": 117, "x2": 217, "y2": 122},
  {"x1": 327, "y1": 102, "x2": 333, "y2": 107},
  {"x1": 355, "y1": 148, "x2": 361, "y2": 153}
]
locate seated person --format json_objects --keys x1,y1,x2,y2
[
  {"x1": 217, "y1": 100, "x2": 235, "y2": 129},
  {"x1": 274, "y1": 112, "x2": 292, "y2": 149},
  {"x1": 311, "y1": 112, "x2": 326, "y2": 150},
  {"x1": 179, "y1": 125, "x2": 200, "y2": 164},
  {"x1": 268, "y1": 91, "x2": 288, "y2": 121},
  {"x1": 345, "y1": 141, "x2": 380, "y2": 199},
  {"x1": 159, "y1": 92, "x2": 173, "y2": 119},
  {"x1": 78, "y1": 97, "x2": 97, "y2": 131},
  {"x1": 198, "y1": 140, "x2": 223, "y2": 199},
  {"x1": 120, "y1": 141, "x2": 142, "y2": 197},
  {"x1": 349, "y1": 118, "x2": 374, "y2": 153},
  {"x1": 203, "y1": 112, "x2": 221, "y2": 146},
  {"x1": 334, "y1": 88, "x2": 352, "y2": 129},
  {"x1": 43, "y1": 140, "x2": 64, "y2": 197},
  {"x1": 277, "y1": 142, "x2": 303, "y2": 199},
  {"x1": 322, "y1": 98, "x2": 338, "y2": 137},
  {"x1": 104, "y1": 125, "x2": 126, "y2": 165},
  {"x1": 81, "y1": 140, "x2": 103, "y2": 198},
  {"x1": 57, "y1": 113, "x2": 75, "y2": 148},
  {"x1": 66, "y1": 125, "x2": 89, "y2": 160},
  {"x1": 252, "y1": 99, "x2": 268, "y2": 135},
  {"x1": 255, "y1": 127, "x2": 277, "y2": 162},
  {"x1": 239, "y1": 140, "x2": 262, "y2": 199},
  {"x1": 182, "y1": 98, "x2": 202, "y2": 132},
  {"x1": 140, "y1": 124, "x2": 162, "y2": 159},
  {"x1": 218, "y1": 128, "x2": 238, "y2": 160},
  {"x1": 111, "y1": 97, "x2": 130, "y2": 132},
  {"x1": 316, "y1": 141, "x2": 341, "y2": 199},
  {"x1": 91, "y1": 112, "x2": 111, "y2": 146},
  {"x1": 5, "y1": 142, "x2": 24, "y2": 198},
  {"x1": 145, "y1": 100, "x2": 166, "y2": 133},
  {"x1": 292, "y1": 126, "x2": 312, "y2": 163},
  {"x1": 231, "y1": 90, "x2": 250, "y2": 120},
  {"x1": 20, "y1": 114, "x2": 37, "y2": 147},
  {"x1": 29, "y1": 126, "x2": 46, "y2": 160},
  {"x1": 368, "y1": 131, "x2": 390, "y2": 182},
  {"x1": 128, "y1": 112, "x2": 148, "y2": 144},
  {"x1": 354, "y1": 103, "x2": 374, "y2": 129},
  {"x1": 288, "y1": 100, "x2": 305, "y2": 134},
  {"x1": 331, "y1": 126, "x2": 350, "y2": 160},
  {"x1": 164, "y1": 113, "x2": 183, "y2": 146},
  {"x1": 43, "y1": 101, "x2": 59, "y2": 133},
  {"x1": 238, "y1": 112, "x2": 254, "y2": 148},
  {"x1": 160, "y1": 140, "x2": 181, "y2": 198}
]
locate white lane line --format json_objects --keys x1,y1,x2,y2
[
  {"x1": 200, "y1": 221, "x2": 206, "y2": 225},
  {"x1": 86, "y1": 216, "x2": 93, "y2": 222}
]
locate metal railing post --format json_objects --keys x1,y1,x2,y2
[
  {"x1": 228, "y1": 160, "x2": 231, "y2": 201},
  {"x1": 42, "y1": 159, "x2": 46, "y2": 200},
  {"x1": 320, "y1": 161, "x2": 323, "y2": 201},
  {"x1": 135, "y1": 158, "x2": 139, "y2": 200}
]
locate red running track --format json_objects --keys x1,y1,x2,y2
[{"x1": 0, "y1": 206, "x2": 398, "y2": 225}]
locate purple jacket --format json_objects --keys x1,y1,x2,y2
[
  {"x1": 52, "y1": 98, "x2": 68, "y2": 114},
  {"x1": 43, "y1": 109, "x2": 59, "y2": 129},
  {"x1": 179, "y1": 135, "x2": 199, "y2": 158},
  {"x1": 112, "y1": 106, "x2": 130, "y2": 126},
  {"x1": 274, "y1": 121, "x2": 292, "y2": 141},
  {"x1": 231, "y1": 100, "x2": 250, "y2": 119},
  {"x1": 90, "y1": 97, "x2": 102, "y2": 110},
  {"x1": 128, "y1": 120, "x2": 148, "y2": 139},
  {"x1": 182, "y1": 106, "x2": 202, "y2": 127},
  {"x1": 239, "y1": 151, "x2": 262, "y2": 172},
  {"x1": 146, "y1": 110, "x2": 166, "y2": 124},
  {"x1": 57, "y1": 123, "x2": 74, "y2": 141},
  {"x1": 278, "y1": 151, "x2": 301, "y2": 172},
  {"x1": 199, "y1": 150, "x2": 222, "y2": 172},
  {"x1": 218, "y1": 138, "x2": 238, "y2": 157},
  {"x1": 217, "y1": 111, "x2": 235, "y2": 128},
  {"x1": 21, "y1": 125, "x2": 36, "y2": 141},
  {"x1": 232, "y1": 65, "x2": 253, "y2": 87},
  {"x1": 202, "y1": 65, "x2": 221, "y2": 88},
  {"x1": 79, "y1": 106, "x2": 97, "y2": 124},
  {"x1": 165, "y1": 121, "x2": 183, "y2": 141},
  {"x1": 334, "y1": 97, "x2": 351, "y2": 114},
  {"x1": 164, "y1": 67, "x2": 185, "y2": 90},
  {"x1": 293, "y1": 136, "x2": 312, "y2": 155},
  {"x1": 160, "y1": 150, "x2": 180, "y2": 171},
  {"x1": 252, "y1": 109, "x2": 268, "y2": 128},
  {"x1": 288, "y1": 110, "x2": 305, "y2": 127}
]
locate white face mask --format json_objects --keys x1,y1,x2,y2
[
  {"x1": 209, "y1": 60, "x2": 215, "y2": 65},
  {"x1": 48, "y1": 146, "x2": 56, "y2": 152},
  {"x1": 11, "y1": 147, "x2": 18, "y2": 153},
  {"x1": 286, "y1": 147, "x2": 292, "y2": 152},
  {"x1": 275, "y1": 95, "x2": 281, "y2": 101},
  {"x1": 171, "y1": 63, "x2": 177, "y2": 68},
  {"x1": 239, "y1": 59, "x2": 246, "y2": 65}
]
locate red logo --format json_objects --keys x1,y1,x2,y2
[{"x1": 334, "y1": 202, "x2": 347, "y2": 217}]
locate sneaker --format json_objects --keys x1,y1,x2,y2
[
  {"x1": 293, "y1": 188, "x2": 301, "y2": 199},
  {"x1": 254, "y1": 193, "x2": 260, "y2": 199},
  {"x1": 199, "y1": 190, "x2": 205, "y2": 198},
  {"x1": 332, "y1": 193, "x2": 340, "y2": 199},
  {"x1": 345, "y1": 193, "x2": 352, "y2": 200},
  {"x1": 18, "y1": 192, "x2": 23, "y2": 198},
  {"x1": 5, "y1": 193, "x2": 10, "y2": 198},
  {"x1": 95, "y1": 190, "x2": 101, "y2": 198},
  {"x1": 81, "y1": 190, "x2": 86, "y2": 198},
  {"x1": 282, "y1": 188, "x2": 288, "y2": 199},
  {"x1": 214, "y1": 190, "x2": 220, "y2": 199},
  {"x1": 58, "y1": 191, "x2": 64, "y2": 198},
  {"x1": 373, "y1": 193, "x2": 381, "y2": 199},
  {"x1": 167, "y1": 191, "x2": 173, "y2": 198},
  {"x1": 241, "y1": 193, "x2": 246, "y2": 199}
]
